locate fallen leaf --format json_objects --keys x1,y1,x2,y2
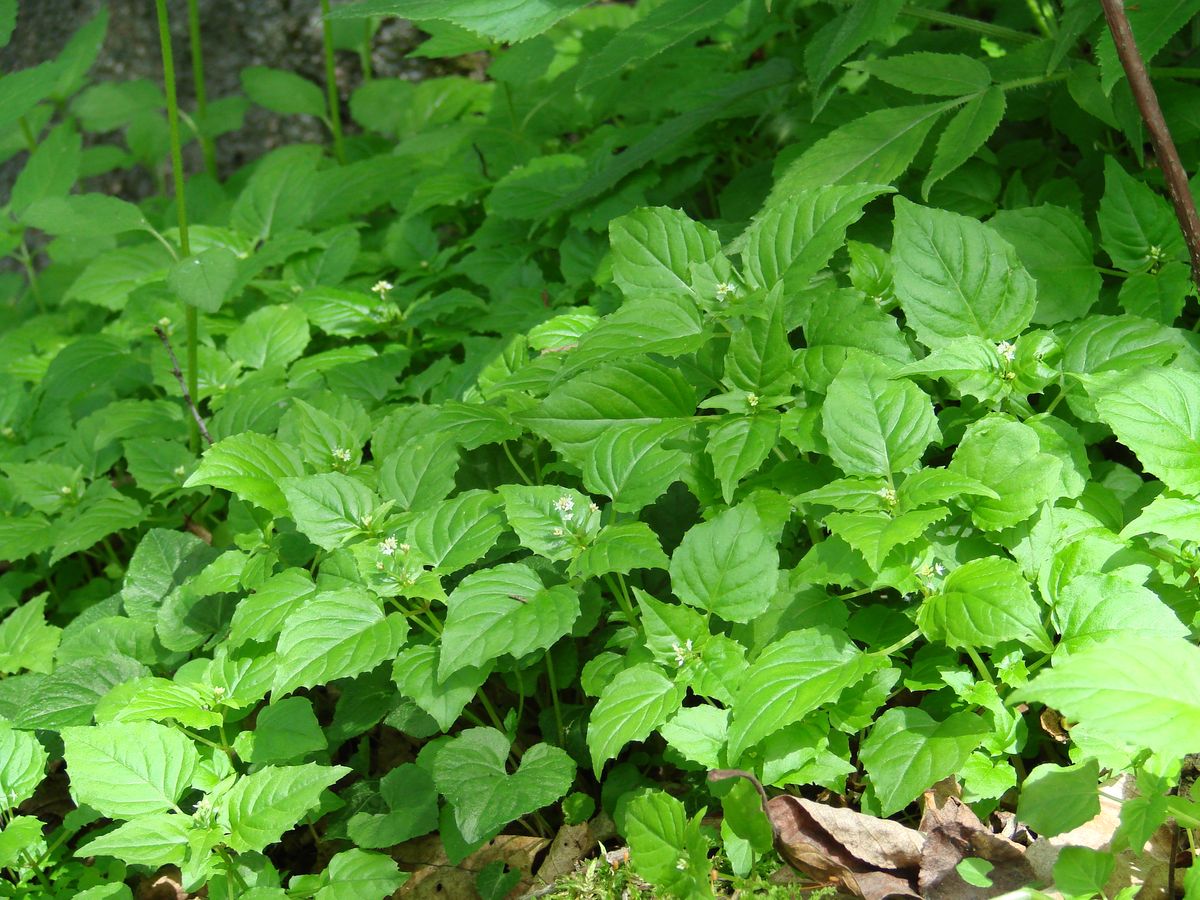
[{"x1": 395, "y1": 833, "x2": 549, "y2": 898}]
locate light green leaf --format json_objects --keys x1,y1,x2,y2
[
  {"x1": 249, "y1": 697, "x2": 327, "y2": 764},
  {"x1": 609, "y1": 207, "x2": 722, "y2": 299},
  {"x1": 0, "y1": 720, "x2": 48, "y2": 811},
  {"x1": 670, "y1": 503, "x2": 779, "y2": 623},
  {"x1": 1015, "y1": 636, "x2": 1200, "y2": 760},
  {"x1": 272, "y1": 589, "x2": 408, "y2": 697},
  {"x1": 222, "y1": 763, "x2": 350, "y2": 853},
  {"x1": 727, "y1": 628, "x2": 879, "y2": 762},
  {"x1": 625, "y1": 791, "x2": 713, "y2": 899},
  {"x1": 571, "y1": 522, "x2": 670, "y2": 580},
  {"x1": 439, "y1": 563, "x2": 579, "y2": 678},
  {"x1": 326, "y1": 0, "x2": 593, "y2": 42},
  {"x1": 804, "y1": 0, "x2": 906, "y2": 96},
  {"x1": 1053, "y1": 574, "x2": 1187, "y2": 653},
  {"x1": 65, "y1": 243, "x2": 174, "y2": 310},
  {"x1": 949, "y1": 416, "x2": 1064, "y2": 531},
  {"x1": 1017, "y1": 759, "x2": 1100, "y2": 838},
  {"x1": 228, "y1": 568, "x2": 317, "y2": 648},
  {"x1": 823, "y1": 353, "x2": 939, "y2": 477},
  {"x1": 918, "y1": 557, "x2": 1051, "y2": 652},
  {"x1": 184, "y1": 432, "x2": 305, "y2": 516},
  {"x1": 11, "y1": 124, "x2": 82, "y2": 216},
  {"x1": 348, "y1": 764, "x2": 439, "y2": 849},
  {"x1": 75, "y1": 813, "x2": 191, "y2": 868},
  {"x1": 892, "y1": 198, "x2": 1036, "y2": 347},
  {"x1": 316, "y1": 849, "x2": 407, "y2": 900},
  {"x1": 281, "y1": 473, "x2": 378, "y2": 550},
  {"x1": 377, "y1": 437, "x2": 459, "y2": 513},
  {"x1": 724, "y1": 287, "x2": 793, "y2": 394},
  {"x1": 1120, "y1": 495, "x2": 1200, "y2": 543},
  {"x1": 581, "y1": 421, "x2": 689, "y2": 513},
  {"x1": 1097, "y1": 157, "x2": 1183, "y2": 271},
  {"x1": 922, "y1": 87, "x2": 1005, "y2": 199},
  {"x1": 434, "y1": 728, "x2": 575, "y2": 843},
  {"x1": 485, "y1": 154, "x2": 586, "y2": 221},
  {"x1": 240, "y1": 66, "x2": 325, "y2": 117},
  {"x1": 230, "y1": 145, "x2": 321, "y2": 240},
  {"x1": 61, "y1": 722, "x2": 199, "y2": 818},
  {"x1": 50, "y1": 491, "x2": 145, "y2": 565},
  {"x1": 568, "y1": 295, "x2": 707, "y2": 371},
  {"x1": 21, "y1": 193, "x2": 146, "y2": 237},
  {"x1": 498, "y1": 485, "x2": 601, "y2": 562},
  {"x1": 13, "y1": 655, "x2": 149, "y2": 730},
  {"x1": 854, "y1": 52, "x2": 991, "y2": 95},
  {"x1": 824, "y1": 507, "x2": 948, "y2": 570},
  {"x1": 226, "y1": 305, "x2": 310, "y2": 370},
  {"x1": 406, "y1": 490, "x2": 506, "y2": 572},
  {"x1": 167, "y1": 247, "x2": 238, "y2": 314},
  {"x1": 859, "y1": 708, "x2": 987, "y2": 815},
  {"x1": 707, "y1": 414, "x2": 778, "y2": 504},
  {"x1": 392, "y1": 645, "x2": 490, "y2": 732},
  {"x1": 1086, "y1": 367, "x2": 1200, "y2": 495},
  {"x1": 0, "y1": 595, "x2": 61, "y2": 675},
  {"x1": 588, "y1": 664, "x2": 683, "y2": 776},
  {"x1": 93, "y1": 677, "x2": 222, "y2": 730},
  {"x1": 659, "y1": 706, "x2": 728, "y2": 770}
]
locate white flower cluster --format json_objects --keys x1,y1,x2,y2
[
  {"x1": 371, "y1": 279, "x2": 393, "y2": 296},
  {"x1": 995, "y1": 340, "x2": 1016, "y2": 362},
  {"x1": 332, "y1": 447, "x2": 353, "y2": 463}
]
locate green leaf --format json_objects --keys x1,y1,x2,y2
[
  {"x1": 10, "y1": 124, "x2": 82, "y2": 217},
  {"x1": 226, "y1": 305, "x2": 310, "y2": 370},
  {"x1": 609, "y1": 207, "x2": 721, "y2": 299},
  {"x1": 581, "y1": 421, "x2": 689, "y2": 512},
  {"x1": 572, "y1": 522, "x2": 670, "y2": 580},
  {"x1": 50, "y1": 490, "x2": 145, "y2": 565},
  {"x1": 230, "y1": 145, "x2": 321, "y2": 240},
  {"x1": 273, "y1": 589, "x2": 408, "y2": 698},
  {"x1": 1016, "y1": 759, "x2": 1100, "y2": 838},
  {"x1": 327, "y1": 0, "x2": 593, "y2": 42},
  {"x1": 0, "y1": 594, "x2": 61, "y2": 675},
  {"x1": 75, "y1": 813, "x2": 191, "y2": 869},
  {"x1": 21, "y1": 194, "x2": 147, "y2": 237},
  {"x1": 240, "y1": 66, "x2": 325, "y2": 117},
  {"x1": 922, "y1": 87, "x2": 1006, "y2": 198},
  {"x1": 568, "y1": 295, "x2": 707, "y2": 371},
  {"x1": 281, "y1": 473, "x2": 377, "y2": 550},
  {"x1": 377, "y1": 437, "x2": 460, "y2": 513},
  {"x1": 855, "y1": 52, "x2": 991, "y2": 95},
  {"x1": 588, "y1": 664, "x2": 683, "y2": 776},
  {"x1": 625, "y1": 791, "x2": 713, "y2": 899},
  {"x1": 741, "y1": 184, "x2": 893, "y2": 292},
  {"x1": 1097, "y1": 157, "x2": 1183, "y2": 271},
  {"x1": 0, "y1": 0, "x2": 14, "y2": 48},
  {"x1": 392, "y1": 645, "x2": 490, "y2": 732},
  {"x1": 518, "y1": 359, "x2": 696, "y2": 464},
  {"x1": 727, "y1": 628, "x2": 878, "y2": 762},
  {"x1": 485, "y1": 154, "x2": 587, "y2": 221},
  {"x1": 498, "y1": 485, "x2": 601, "y2": 562},
  {"x1": 1053, "y1": 574, "x2": 1187, "y2": 654},
  {"x1": 989, "y1": 205, "x2": 1100, "y2": 325},
  {"x1": 823, "y1": 353, "x2": 939, "y2": 477},
  {"x1": 228, "y1": 568, "x2": 317, "y2": 648},
  {"x1": 892, "y1": 198, "x2": 1036, "y2": 347},
  {"x1": 316, "y1": 849, "x2": 407, "y2": 900},
  {"x1": 670, "y1": 503, "x2": 779, "y2": 623},
  {"x1": 1097, "y1": 0, "x2": 1200, "y2": 92},
  {"x1": 1085, "y1": 367, "x2": 1200, "y2": 495},
  {"x1": 65, "y1": 243, "x2": 174, "y2": 310},
  {"x1": 407, "y1": 491, "x2": 506, "y2": 572},
  {"x1": 804, "y1": 0, "x2": 906, "y2": 97},
  {"x1": 1016, "y1": 636, "x2": 1200, "y2": 760},
  {"x1": 659, "y1": 706, "x2": 728, "y2": 770},
  {"x1": 824, "y1": 507, "x2": 949, "y2": 570},
  {"x1": 579, "y1": 0, "x2": 742, "y2": 86},
  {"x1": 439, "y1": 563, "x2": 579, "y2": 678},
  {"x1": 0, "y1": 61, "x2": 62, "y2": 131},
  {"x1": 1121, "y1": 495, "x2": 1200, "y2": 543},
  {"x1": 949, "y1": 416, "x2": 1064, "y2": 531},
  {"x1": 724, "y1": 287, "x2": 793, "y2": 394},
  {"x1": 247, "y1": 697, "x2": 327, "y2": 764},
  {"x1": 918, "y1": 557, "x2": 1052, "y2": 652},
  {"x1": 13, "y1": 655, "x2": 149, "y2": 730},
  {"x1": 348, "y1": 764, "x2": 439, "y2": 849},
  {"x1": 767, "y1": 103, "x2": 946, "y2": 202},
  {"x1": 434, "y1": 728, "x2": 575, "y2": 843},
  {"x1": 167, "y1": 247, "x2": 238, "y2": 314},
  {"x1": 222, "y1": 763, "x2": 350, "y2": 853},
  {"x1": 93, "y1": 677, "x2": 222, "y2": 730},
  {"x1": 61, "y1": 722, "x2": 199, "y2": 818},
  {"x1": 185, "y1": 432, "x2": 305, "y2": 516},
  {"x1": 707, "y1": 415, "x2": 778, "y2": 504},
  {"x1": 859, "y1": 708, "x2": 987, "y2": 815},
  {"x1": 0, "y1": 720, "x2": 48, "y2": 811}
]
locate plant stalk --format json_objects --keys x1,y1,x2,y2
[
  {"x1": 185, "y1": 0, "x2": 217, "y2": 177},
  {"x1": 1100, "y1": 0, "x2": 1200, "y2": 292},
  {"x1": 320, "y1": 0, "x2": 346, "y2": 163},
  {"x1": 154, "y1": 0, "x2": 201, "y2": 452}
]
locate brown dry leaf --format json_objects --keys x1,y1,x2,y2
[
  {"x1": 1039, "y1": 708, "x2": 1071, "y2": 743},
  {"x1": 135, "y1": 866, "x2": 188, "y2": 900},
  {"x1": 767, "y1": 795, "x2": 923, "y2": 900},
  {"x1": 532, "y1": 823, "x2": 591, "y2": 886},
  {"x1": 395, "y1": 833, "x2": 549, "y2": 898}
]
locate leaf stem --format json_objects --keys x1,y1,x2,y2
[
  {"x1": 476, "y1": 688, "x2": 506, "y2": 733},
  {"x1": 965, "y1": 645, "x2": 995, "y2": 685},
  {"x1": 15, "y1": 240, "x2": 44, "y2": 314},
  {"x1": 604, "y1": 573, "x2": 638, "y2": 626},
  {"x1": 873, "y1": 628, "x2": 921, "y2": 657},
  {"x1": 154, "y1": 325, "x2": 213, "y2": 445},
  {"x1": 154, "y1": 0, "x2": 200, "y2": 453},
  {"x1": 185, "y1": 0, "x2": 216, "y2": 177},
  {"x1": 502, "y1": 442, "x2": 535, "y2": 485},
  {"x1": 17, "y1": 116, "x2": 37, "y2": 152},
  {"x1": 320, "y1": 0, "x2": 346, "y2": 164},
  {"x1": 545, "y1": 649, "x2": 566, "y2": 746}
]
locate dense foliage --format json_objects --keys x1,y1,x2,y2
[{"x1": 3, "y1": 0, "x2": 1200, "y2": 896}]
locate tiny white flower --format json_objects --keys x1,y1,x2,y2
[
  {"x1": 552, "y1": 527, "x2": 564, "y2": 537},
  {"x1": 588, "y1": 501, "x2": 599, "y2": 513},
  {"x1": 332, "y1": 447, "x2": 353, "y2": 462},
  {"x1": 399, "y1": 542, "x2": 411, "y2": 554},
  {"x1": 671, "y1": 639, "x2": 694, "y2": 666},
  {"x1": 933, "y1": 563, "x2": 945, "y2": 576},
  {"x1": 59, "y1": 485, "x2": 72, "y2": 495},
  {"x1": 211, "y1": 686, "x2": 225, "y2": 697},
  {"x1": 675, "y1": 857, "x2": 689, "y2": 871},
  {"x1": 157, "y1": 316, "x2": 172, "y2": 330},
  {"x1": 714, "y1": 282, "x2": 736, "y2": 301},
  {"x1": 173, "y1": 465, "x2": 186, "y2": 477},
  {"x1": 371, "y1": 279, "x2": 393, "y2": 295},
  {"x1": 876, "y1": 486, "x2": 897, "y2": 505},
  {"x1": 379, "y1": 536, "x2": 398, "y2": 557},
  {"x1": 747, "y1": 392, "x2": 759, "y2": 408},
  {"x1": 996, "y1": 340, "x2": 1016, "y2": 362},
  {"x1": 375, "y1": 560, "x2": 385, "y2": 570},
  {"x1": 554, "y1": 495, "x2": 575, "y2": 513}
]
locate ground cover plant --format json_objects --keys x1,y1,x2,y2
[{"x1": 3, "y1": 0, "x2": 1200, "y2": 896}]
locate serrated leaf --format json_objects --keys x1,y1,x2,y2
[
  {"x1": 1015, "y1": 636, "x2": 1200, "y2": 760},
  {"x1": 588, "y1": 664, "x2": 682, "y2": 776},
  {"x1": 727, "y1": 628, "x2": 878, "y2": 761},
  {"x1": 856, "y1": 52, "x2": 991, "y2": 95},
  {"x1": 326, "y1": 0, "x2": 592, "y2": 42},
  {"x1": 392, "y1": 645, "x2": 490, "y2": 732},
  {"x1": 439, "y1": 564, "x2": 578, "y2": 678},
  {"x1": 804, "y1": 0, "x2": 906, "y2": 96},
  {"x1": 1016, "y1": 760, "x2": 1100, "y2": 838},
  {"x1": 707, "y1": 414, "x2": 779, "y2": 504},
  {"x1": 228, "y1": 568, "x2": 317, "y2": 648},
  {"x1": 316, "y1": 849, "x2": 407, "y2": 900},
  {"x1": 859, "y1": 708, "x2": 987, "y2": 815},
  {"x1": 823, "y1": 353, "x2": 939, "y2": 477},
  {"x1": 893, "y1": 198, "x2": 1036, "y2": 347},
  {"x1": 498, "y1": 485, "x2": 600, "y2": 562},
  {"x1": 22, "y1": 193, "x2": 146, "y2": 237},
  {"x1": 281, "y1": 473, "x2": 377, "y2": 550},
  {"x1": 571, "y1": 522, "x2": 670, "y2": 580},
  {"x1": 74, "y1": 813, "x2": 191, "y2": 868},
  {"x1": 923, "y1": 87, "x2": 1005, "y2": 198},
  {"x1": 406, "y1": 490, "x2": 506, "y2": 572},
  {"x1": 1097, "y1": 0, "x2": 1200, "y2": 92},
  {"x1": 377, "y1": 437, "x2": 459, "y2": 513},
  {"x1": 0, "y1": 721, "x2": 48, "y2": 811},
  {"x1": 167, "y1": 247, "x2": 238, "y2": 314},
  {"x1": 61, "y1": 722, "x2": 198, "y2": 818},
  {"x1": 625, "y1": 791, "x2": 713, "y2": 898},
  {"x1": 434, "y1": 728, "x2": 574, "y2": 842},
  {"x1": 670, "y1": 503, "x2": 778, "y2": 623},
  {"x1": 825, "y1": 507, "x2": 948, "y2": 570},
  {"x1": 185, "y1": 432, "x2": 305, "y2": 516},
  {"x1": 11, "y1": 124, "x2": 82, "y2": 217},
  {"x1": 1053, "y1": 574, "x2": 1187, "y2": 653},
  {"x1": 568, "y1": 295, "x2": 707, "y2": 371},
  {"x1": 51, "y1": 491, "x2": 144, "y2": 565},
  {"x1": 949, "y1": 416, "x2": 1064, "y2": 531},
  {"x1": 93, "y1": 677, "x2": 222, "y2": 730},
  {"x1": 918, "y1": 557, "x2": 1052, "y2": 652},
  {"x1": 1097, "y1": 157, "x2": 1183, "y2": 271},
  {"x1": 240, "y1": 66, "x2": 325, "y2": 117},
  {"x1": 348, "y1": 764, "x2": 439, "y2": 849},
  {"x1": 227, "y1": 305, "x2": 310, "y2": 370},
  {"x1": 581, "y1": 421, "x2": 690, "y2": 512},
  {"x1": 1120, "y1": 495, "x2": 1200, "y2": 543},
  {"x1": 222, "y1": 763, "x2": 349, "y2": 853},
  {"x1": 273, "y1": 590, "x2": 408, "y2": 697},
  {"x1": 609, "y1": 207, "x2": 721, "y2": 299},
  {"x1": 659, "y1": 706, "x2": 728, "y2": 770},
  {"x1": 13, "y1": 655, "x2": 148, "y2": 730},
  {"x1": 0, "y1": 594, "x2": 61, "y2": 675}
]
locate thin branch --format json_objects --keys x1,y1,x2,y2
[
  {"x1": 154, "y1": 326, "x2": 213, "y2": 446},
  {"x1": 1099, "y1": 0, "x2": 1200, "y2": 291}
]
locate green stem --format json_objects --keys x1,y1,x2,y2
[
  {"x1": 16, "y1": 240, "x2": 44, "y2": 314},
  {"x1": 873, "y1": 628, "x2": 921, "y2": 658},
  {"x1": 320, "y1": 0, "x2": 346, "y2": 163},
  {"x1": 1024, "y1": 0, "x2": 1054, "y2": 38},
  {"x1": 899, "y1": 5, "x2": 1039, "y2": 43},
  {"x1": 17, "y1": 116, "x2": 37, "y2": 152},
  {"x1": 965, "y1": 645, "x2": 995, "y2": 685},
  {"x1": 185, "y1": 0, "x2": 216, "y2": 177},
  {"x1": 604, "y1": 574, "x2": 638, "y2": 626},
  {"x1": 476, "y1": 688, "x2": 506, "y2": 732},
  {"x1": 545, "y1": 650, "x2": 565, "y2": 746},
  {"x1": 502, "y1": 442, "x2": 535, "y2": 485},
  {"x1": 360, "y1": 19, "x2": 374, "y2": 81},
  {"x1": 154, "y1": 0, "x2": 200, "y2": 453}
]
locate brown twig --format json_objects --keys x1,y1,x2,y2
[
  {"x1": 153, "y1": 325, "x2": 213, "y2": 446},
  {"x1": 708, "y1": 769, "x2": 780, "y2": 842},
  {"x1": 1099, "y1": 0, "x2": 1200, "y2": 291}
]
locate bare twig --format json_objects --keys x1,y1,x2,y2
[
  {"x1": 1099, "y1": 0, "x2": 1200, "y2": 291},
  {"x1": 708, "y1": 769, "x2": 780, "y2": 843},
  {"x1": 153, "y1": 325, "x2": 213, "y2": 446}
]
